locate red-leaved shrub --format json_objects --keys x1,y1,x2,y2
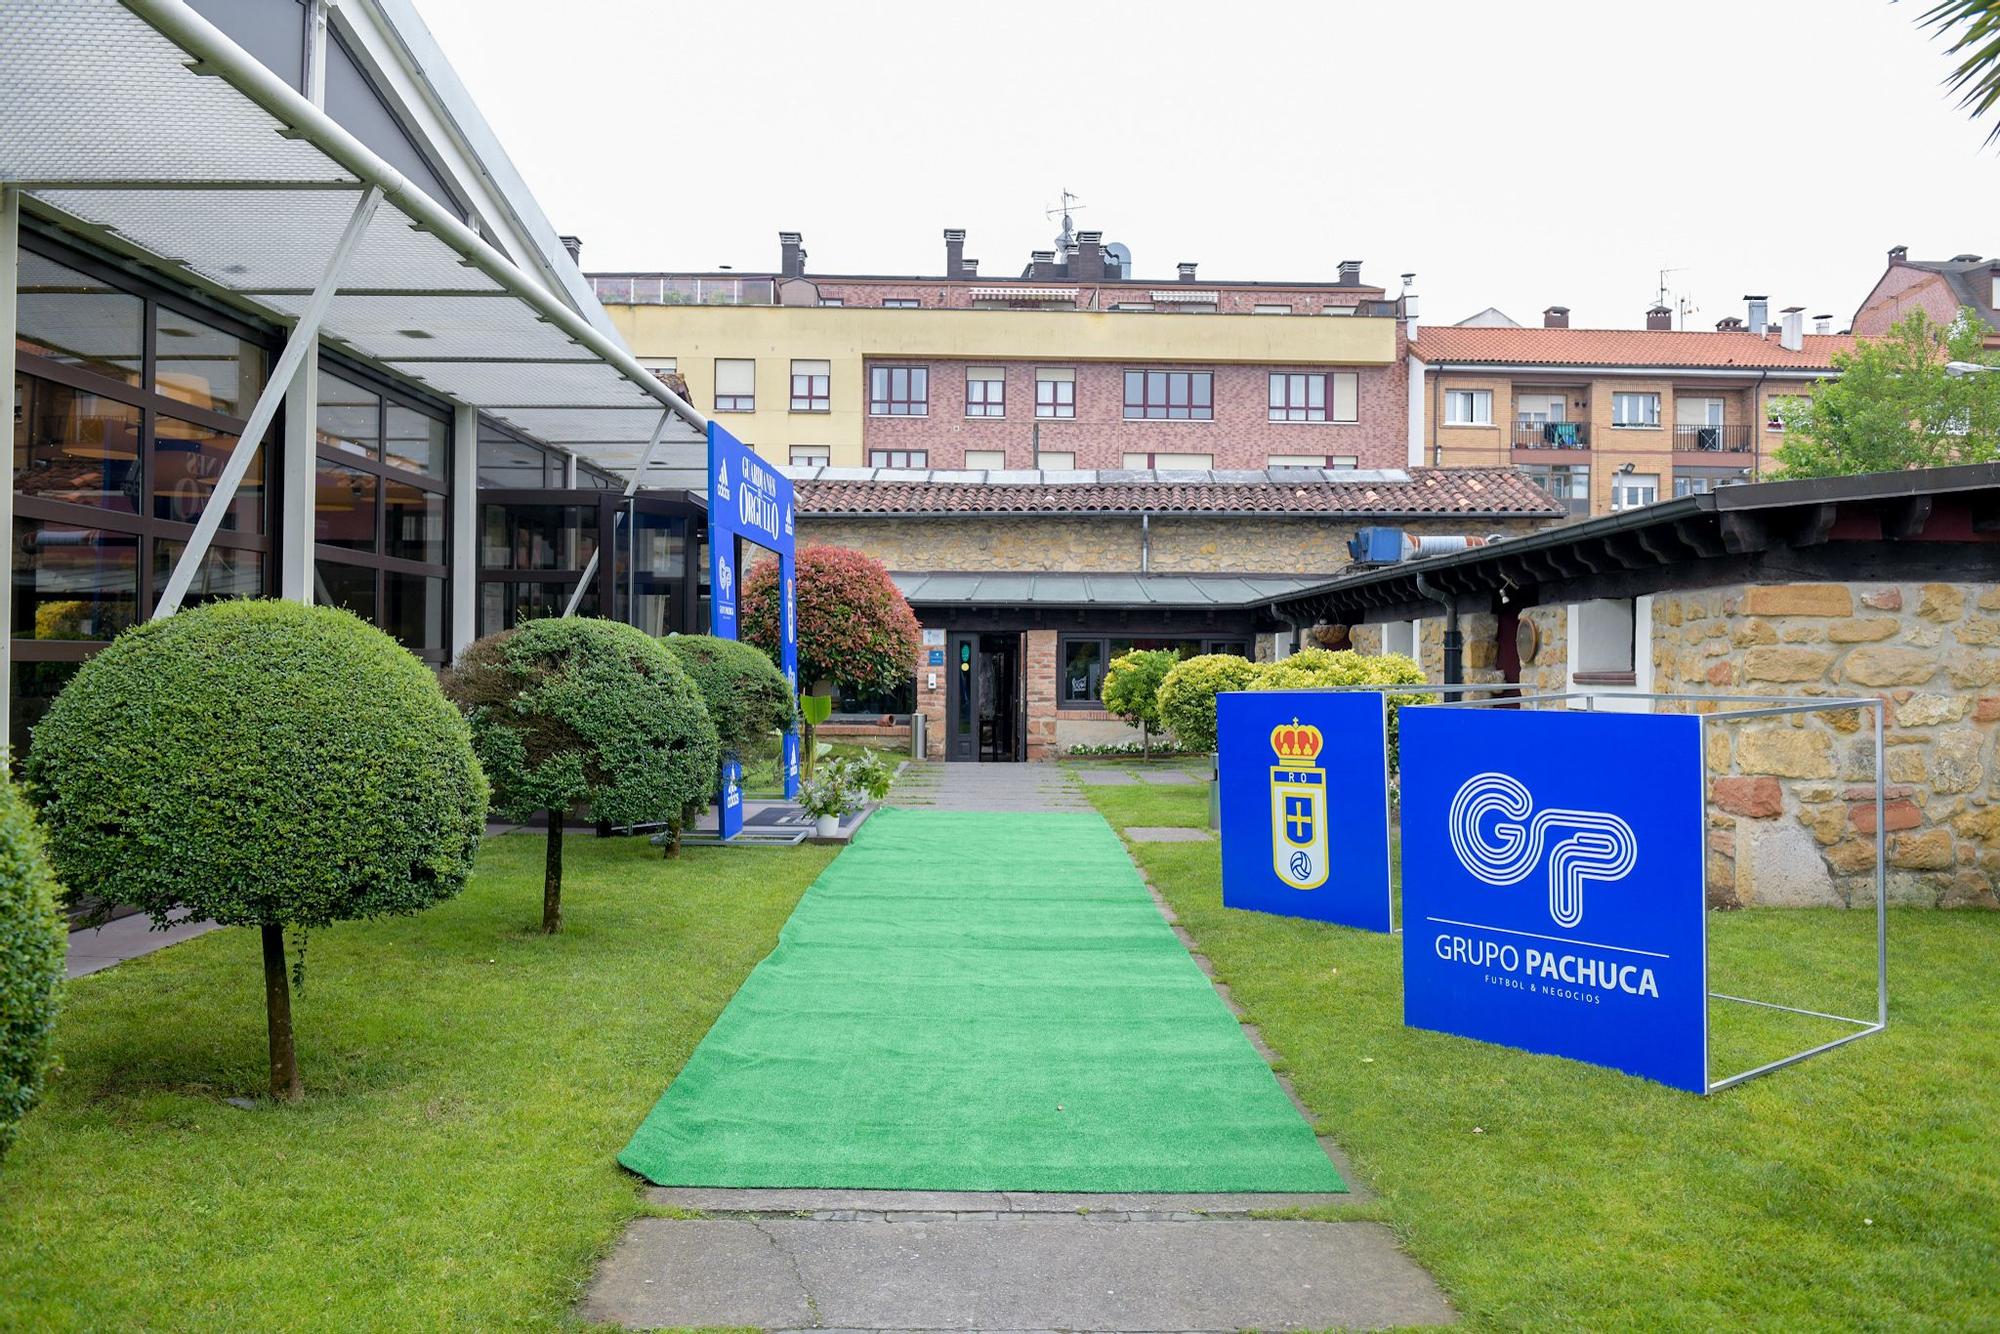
[{"x1": 742, "y1": 544, "x2": 922, "y2": 697}]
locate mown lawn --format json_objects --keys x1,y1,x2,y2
[
  {"x1": 0, "y1": 832, "x2": 835, "y2": 1331},
  {"x1": 1083, "y1": 777, "x2": 2000, "y2": 1330}
]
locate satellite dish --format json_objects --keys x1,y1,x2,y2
[{"x1": 1104, "y1": 241, "x2": 1132, "y2": 277}]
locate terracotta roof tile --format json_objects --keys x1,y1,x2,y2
[
  {"x1": 796, "y1": 468, "x2": 1566, "y2": 518},
  {"x1": 1412, "y1": 325, "x2": 1858, "y2": 370}
]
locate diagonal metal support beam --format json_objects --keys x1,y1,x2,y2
[
  {"x1": 155, "y1": 185, "x2": 382, "y2": 618},
  {"x1": 562, "y1": 410, "x2": 677, "y2": 618}
]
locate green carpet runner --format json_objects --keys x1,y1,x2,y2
[{"x1": 618, "y1": 808, "x2": 1344, "y2": 1192}]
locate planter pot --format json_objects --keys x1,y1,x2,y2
[{"x1": 815, "y1": 813, "x2": 840, "y2": 838}]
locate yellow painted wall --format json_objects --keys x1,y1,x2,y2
[{"x1": 604, "y1": 305, "x2": 1399, "y2": 467}]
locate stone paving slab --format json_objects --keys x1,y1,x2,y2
[
  {"x1": 1127, "y1": 826, "x2": 1212, "y2": 843},
  {"x1": 583, "y1": 1217, "x2": 1455, "y2": 1331},
  {"x1": 646, "y1": 1186, "x2": 1353, "y2": 1215},
  {"x1": 1074, "y1": 769, "x2": 1139, "y2": 785},
  {"x1": 66, "y1": 913, "x2": 221, "y2": 979}
]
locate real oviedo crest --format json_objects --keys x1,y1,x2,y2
[{"x1": 1269, "y1": 719, "x2": 1329, "y2": 890}]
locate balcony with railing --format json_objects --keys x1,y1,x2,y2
[
  {"x1": 1512, "y1": 420, "x2": 1590, "y2": 450},
  {"x1": 590, "y1": 275, "x2": 778, "y2": 307},
  {"x1": 1672, "y1": 422, "x2": 1757, "y2": 453}
]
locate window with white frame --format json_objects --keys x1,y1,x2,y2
[
  {"x1": 789, "y1": 446, "x2": 830, "y2": 467},
  {"x1": 869, "y1": 449, "x2": 927, "y2": 468},
  {"x1": 1572, "y1": 598, "x2": 1637, "y2": 684},
  {"x1": 965, "y1": 366, "x2": 1005, "y2": 417},
  {"x1": 1611, "y1": 472, "x2": 1659, "y2": 511},
  {"x1": 817, "y1": 297, "x2": 843, "y2": 307},
  {"x1": 1122, "y1": 451, "x2": 1214, "y2": 469},
  {"x1": 1268, "y1": 371, "x2": 1359, "y2": 423},
  {"x1": 1612, "y1": 392, "x2": 1660, "y2": 427},
  {"x1": 639, "y1": 356, "x2": 677, "y2": 373},
  {"x1": 964, "y1": 450, "x2": 1006, "y2": 469},
  {"x1": 869, "y1": 365, "x2": 928, "y2": 416},
  {"x1": 1322, "y1": 304, "x2": 1354, "y2": 315},
  {"x1": 1037, "y1": 450, "x2": 1076, "y2": 469},
  {"x1": 789, "y1": 358, "x2": 829, "y2": 412},
  {"x1": 714, "y1": 358, "x2": 755, "y2": 412},
  {"x1": 1253, "y1": 303, "x2": 1293, "y2": 315},
  {"x1": 1380, "y1": 619, "x2": 1418, "y2": 658},
  {"x1": 1268, "y1": 453, "x2": 1360, "y2": 468},
  {"x1": 882, "y1": 298, "x2": 920, "y2": 308},
  {"x1": 1766, "y1": 394, "x2": 1803, "y2": 430},
  {"x1": 1123, "y1": 370, "x2": 1213, "y2": 420},
  {"x1": 1035, "y1": 367, "x2": 1075, "y2": 418},
  {"x1": 1444, "y1": 388, "x2": 1492, "y2": 425}
]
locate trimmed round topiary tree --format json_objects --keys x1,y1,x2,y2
[
  {"x1": 0, "y1": 777, "x2": 65, "y2": 1164},
  {"x1": 1253, "y1": 647, "x2": 1428, "y2": 767},
  {"x1": 741, "y1": 544, "x2": 921, "y2": 699},
  {"x1": 1100, "y1": 648, "x2": 1182, "y2": 759},
  {"x1": 1155, "y1": 653, "x2": 1261, "y2": 754},
  {"x1": 662, "y1": 634, "x2": 794, "y2": 759},
  {"x1": 443, "y1": 618, "x2": 717, "y2": 928},
  {"x1": 25, "y1": 600, "x2": 488, "y2": 1101}
]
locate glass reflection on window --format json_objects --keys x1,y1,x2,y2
[
  {"x1": 154, "y1": 417, "x2": 262, "y2": 532},
  {"x1": 154, "y1": 308, "x2": 266, "y2": 417},
  {"x1": 479, "y1": 503, "x2": 596, "y2": 570},
  {"x1": 384, "y1": 476, "x2": 445, "y2": 565},
  {"x1": 385, "y1": 571, "x2": 445, "y2": 656},
  {"x1": 12, "y1": 520, "x2": 139, "y2": 641},
  {"x1": 316, "y1": 372, "x2": 380, "y2": 459},
  {"x1": 15, "y1": 252, "x2": 143, "y2": 385},
  {"x1": 314, "y1": 560, "x2": 375, "y2": 623},
  {"x1": 14, "y1": 375, "x2": 141, "y2": 513},
  {"x1": 315, "y1": 460, "x2": 377, "y2": 551},
  {"x1": 153, "y1": 540, "x2": 264, "y2": 610},
  {"x1": 384, "y1": 404, "x2": 446, "y2": 477}
]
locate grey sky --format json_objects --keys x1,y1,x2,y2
[{"x1": 413, "y1": 0, "x2": 1999, "y2": 332}]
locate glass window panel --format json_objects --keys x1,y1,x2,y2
[
  {"x1": 1062, "y1": 640, "x2": 1104, "y2": 704},
  {"x1": 15, "y1": 252, "x2": 143, "y2": 385},
  {"x1": 154, "y1": 417, "x2": 262, "y2": 533},
  {"x1": 317, "y1": 373, "x2": 380, "y2": 458},
  {"x1": 476, "y1": 430, "x2": 548, "y2": 488},
  {"x1": 315, "y1": 460, "x2": 378, "y2": 551},
  {"x1": 383, "y1": 403, "x2": 446, "y2": 477},
  {"x1": 154, "y1": 308, "x2": 266, "y2": 417},
  {"x1": 152, "y1": 540, "x2": 264, "y2": 610},
  {"x1": 479, "y1": 579, "x2": 594, "y2": 637},
  {"x1": 384, "y1": 571, "x2": 446, "y2": 657},
  {"x1": 480, "y1": 503, "x2": 597, "y2": 569},
  {"x1": 315, "y1": 559, "x2": 376, "y2": 623},
  {"x1": 14, "y1": 375, "x2": 141, "y2": 512},
  {"x1": 13, "y1": 519, "x2": 138, "y2": 641},
  {"x1": 11, "y1": 661, "x2": 82, "y2": 760},
  {"x1": 384, "y1": 476, "x2": 446, "y2": 565}
]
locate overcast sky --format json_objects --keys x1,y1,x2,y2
[{"x1": 413, "y1": 0, "x2": 2000, "y2": 332}]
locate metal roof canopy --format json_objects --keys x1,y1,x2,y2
[{"x1": 0, "y1": 0, "x2": 709, "y2": 483}]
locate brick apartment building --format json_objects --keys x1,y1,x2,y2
[
  {"x1": 588, "y1": 227, "x2": 1417, "y2": 473},
  {"x1": 1852, "y1": 243, "x2": 2000, "y2": 347},
  {"x1": 1408, "y1": 298, "x2": 1855, "y2": 518}
]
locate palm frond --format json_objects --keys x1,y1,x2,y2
[{"x1": 1916, "y1": 0, "x2": 2000, "y2": 143}]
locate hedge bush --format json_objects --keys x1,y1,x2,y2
[
  {"x1": 26, "y1": 599, "x2": 487, "y2": 1098},
  {"x1": 741, "y1": 545, "x2": 921, "y2": 697},
  {"x1": 444, "y1": 618, "x2": 717, "y2": 928},
  {"x1": 0, "y1": 778, "x2": 64, "y2": 1164},
  {"x1": 663, "y1": 634, "x2": 794, "y2": 758},
  {"x1": 1100, "y1": 648, "x2": 1182, "y2": 758},
  {"x1": 1251, "y1": 647, "x2": 1429, "y2": 765},
  {"x1": 1155, "y1": 653, "x2": 1261, "y2": 753}
]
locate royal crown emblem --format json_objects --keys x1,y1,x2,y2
[{"x1": 1269, "y1": 719, "x2": 1329, "y2": 890}]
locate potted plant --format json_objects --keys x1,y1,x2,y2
[{"x1": 797, "y1": 764, "x2": 860, "y2": 838}]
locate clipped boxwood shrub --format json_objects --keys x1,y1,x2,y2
[
  {"x1": 1252, "y1": 647, "x2": 1428, "y2": 766},
  {"x1": 663, "y1": 634, "x2": 794, "y2": 758},
  {"x1": 1100, "y1": 648, "x2": 1182, "y2": 758},
  {"x1": 1155, "y1": 653, "x2": 1260, "y2": 754},
  {"x1": 0, "y1": 777, "x2": 65, "y2": 1164},
  {"x1": 444, "y1": 618, "x2": 718, "y2": 929},
  {"x1": 26, "y1": 600, "x2": 488, "y2": 1100}
]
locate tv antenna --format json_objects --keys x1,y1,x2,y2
[
  {"x1": 1656, "y1": 266, "x2": 1698, "y2": 329},
  {"x1": 1047, "y1": 190, "x2": 1085, "y2": 250}
]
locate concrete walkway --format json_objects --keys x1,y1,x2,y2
[
  {"x1": 66, "y1": 912, "x2": 221, "y2": 979},
  {"x1": 588, "y1": 762, "x2": 1453, "y2": 1330}
]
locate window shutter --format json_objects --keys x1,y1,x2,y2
[
  {"x1": 1331, "y1": 372, "x2": 1358, "y2": 422},
  {"x1": 715, "y1": 359, "x2": 755, "y2": 394}
]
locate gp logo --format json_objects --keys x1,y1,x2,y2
[{"x1": 1448, "y1": 773, "x2": 1637, "y2": 928}]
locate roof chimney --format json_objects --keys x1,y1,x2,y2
[
  {"x1": 1715, "y1": 315, "x2": 1745, "y2": 332},
  {"x1": 1543, "y1": 305, "x2": 1570, "y2": 329},
  {"x1": 1030, "y1": 249, "x2": 1057, "y2": 280},
  {"x1": 1075, "y1": 230, "x2": 1104, "y2": 281},
  {"x1": 943, "y1": 228, "x2": 966, "y2": 280},
  {"x1": 1401, "y1": 273, "x2": 1419, "y2": 341},
  {"x1": 1888, "y1": 244, "x2": 1908, "y2": 263},
  {"x1": 1780, "y1": 306, "x2": 1804, "y2": 351},
  {"x1": 1745, "y1": 294, "x2": 1770, "y2": 335},
  {"x1": 1645, "y1": 303, "x2": 1672, "y2": 331},
  {"x1": 558, "y1": 235, "x2": 582, "y2": 266},
  {"x1": 1813, "y1": 313, "x2": 1833, "y2": 335},
  {"x1": 779, "y1": 231, "x2": 805, "y2": 278},
  {"x1": 1337, "y1": 259, "x2": 1362, "y2": 286},
  {"x1": 960, "y1": 257, "x2": 979, "y2": 278},
  {"x1": 1177, "y1": 261, "x2": 1198, "y2": 284}
]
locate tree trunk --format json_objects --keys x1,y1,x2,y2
[
  {"x1": 261, "y1": 923, "x2": 302, "y2": 1102},
  {"x1": 543, "y1": 810, "x2": 564, "y2": 933},
  {"x1": 1141, "y1": 722, "x2": 1151, "y2": 761}
]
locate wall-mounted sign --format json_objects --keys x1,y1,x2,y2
[
  {"x1": 709, "y1": 422, "x2": 798, "y2": 810},
  {"x1": 1399, "y1": 707, "x2": 1707, "y2": 1092},
  {"x1": 1217, "y1": 690, "x2": 1393, "y2": 933},
  {"x1": 922, "y1": 628, "x2": 946, "y2": 648},
  {"x1": 928, "y1": 649, "x2": 944, "y2": 666}
]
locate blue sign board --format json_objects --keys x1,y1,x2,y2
[
  {"x1": 928, "y1": 648, "x2": 945, "y2": 667},
  {"x1": 708, "y1": 422, "x2": 799, "y2": 812},
  {"x1": 1217, "y1": 690, "x2": 1394, "y2": 933},
  {"x1": 1399, "y1": 707, "x2": 1708, "y2": 1092},
  {"x1": 717, "y1": 758, "x2": 744, "y2": 841}
]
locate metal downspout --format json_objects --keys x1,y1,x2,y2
[{"x1": 1414, "y1": 571, "x2": 1462, "y2": 685}]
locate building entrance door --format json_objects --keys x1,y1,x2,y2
[{"x1": 945, "y1": 631, "x2": 1023, "y2": 762}]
